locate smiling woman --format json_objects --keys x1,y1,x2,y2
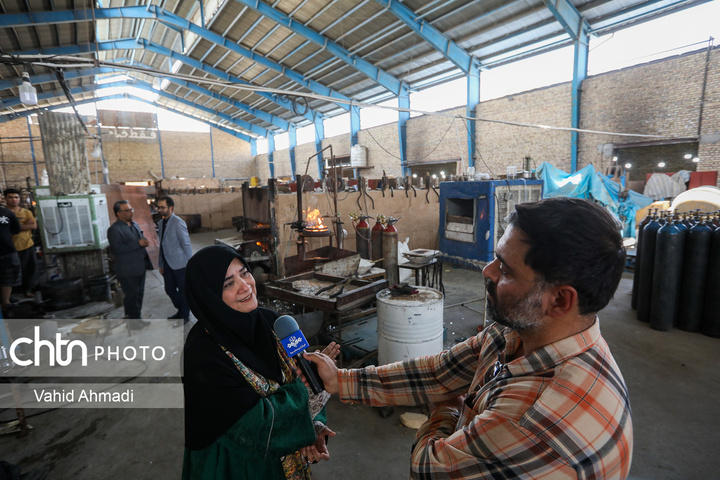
[{"x1": 181, "y1": 245, "x2": 339, "y2": 479}]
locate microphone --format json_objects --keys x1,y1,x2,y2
[{"x1": 273, "y1": 315, "x2": 325, "y2": 394}]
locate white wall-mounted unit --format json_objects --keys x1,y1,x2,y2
[{"x1": 35, "y1": 193, "x2": 111, "y2": 253}]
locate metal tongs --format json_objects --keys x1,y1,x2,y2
[{"x1": 315, "y1": 274, "x2": 357, "y2": 298}]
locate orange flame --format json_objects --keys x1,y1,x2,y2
[{"x1": 305, "y1": 208, "x2": 328, "y2": 231}]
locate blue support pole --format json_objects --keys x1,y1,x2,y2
[
  {"x1": 27, "y1": 117, "x2": 38, "y2": 185},
  {"x1": 398, "y1": 84, "x2": 410, "y2": 176},
  {"x1": 251, "y1": 138, "x2": 257, "y2": 157},
  {"x1": 467, "y1": 62, "x2": 480, "y2": 169},
  {"x1": 314, "y1": 115, "x2": 325, "y2": 177},
  {"x1": 209, "y1": 126, "x2": 215, "y2": 178},
  {"x1": 289, "y1": 124, "x2": 297, "y2": 179},
  {"x1": 350, "y1": 105, "x2": 360, "y2": 147},
  {"x1": 198, "y1": 0, "x2": 205, "y2": 28},
  {"x1": 156, "y1": 109, "x2": 165, "y2": 178},
  {"x1": 267, "y1": 132, "x2": 275, "y2": 179},
  {"x1": 571, "y1": 26, "x2": 589, "y2": 173}
]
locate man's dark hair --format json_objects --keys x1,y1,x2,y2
[
  {"x1": 3, "y1": 188, "x2": 20, "y2": 196},
  {"x1": 508, "y1": 197, "x2": 626, "y2": 316},
  {"x1": 157, "y1": 195, "x2": 174, "y2": 208},
  {"x1": 113, "y1": 199, "x2": 130, "y2": 215}
]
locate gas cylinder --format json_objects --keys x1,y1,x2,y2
[
  {"x1": 631, "y1": 211, "x2": 653, "y2": 310},
  {"x1": 677, "y1": 217, "x2": 713, "y2": 332},
  {"x1": 701, "y1": 224, "x2": 720, "y2": 337},
  {"x1": 355, "y1": 215, "x2": 371, "y2": 259},
  {"x1": 637, "y1": 213, "x2": 662, "y2": 322},
  {"x1": 649, "y1": 219, "x2": 687, "y2": 331},
  {"x1": 371, "y1": 215, "x2": 385, "y2": 261},
  {"x1": 382, "y1": 217, "x2": 399, "y2": 286}
]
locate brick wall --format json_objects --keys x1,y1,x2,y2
[
  {"x1": 2, "y1": 47, "x2": 718, "y2": 192},
  {"x1": 578, "y1": 49, "x2": 719, "y2": 180},
  {"x1": 0, "y1": 119, "x2": 253, "y2": 189},
  {"x1": 477, "y1": 84, "x2": 573, "y2": 174}
]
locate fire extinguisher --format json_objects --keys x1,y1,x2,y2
[
  {"x1": 383, "y1": 217, "x2": 400, "y2": 286},
  {"x1": 371, "y1": 215, "x2": 385, "y2": 261},
  {"x1": 354, "y1": 214, "x2": 371, "y2": 259}
]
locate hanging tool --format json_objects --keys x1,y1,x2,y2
[{"x1": 425, "y1": 173, "x2": 431, "y2": 204}]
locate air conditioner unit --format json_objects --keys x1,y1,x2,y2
[{"x1": 35, "y1": 193, "x2": 111, "y2": 253}]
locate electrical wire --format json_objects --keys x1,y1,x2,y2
[{"x1": 1, "y1": 54, "x2": 685, "y2": 140}]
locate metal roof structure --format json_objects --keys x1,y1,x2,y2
[{"x1": 0, "y1": 0, "x2": 712, "y2": 142}]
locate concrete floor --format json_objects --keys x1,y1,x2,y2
[{"x1": 1, "y1": 228, "x2": 718, "y2": 479}]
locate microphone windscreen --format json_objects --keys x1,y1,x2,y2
[{"x1": 274, "y1": 315, "x2": 300, "y2": 339}]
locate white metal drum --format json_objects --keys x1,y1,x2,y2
[{"x1": 376, "y1": 287, "x2": 444, "y2": 365}]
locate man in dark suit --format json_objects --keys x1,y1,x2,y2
[
  {"x1": 107, "y1": 200, "x2": 153, "y2": 330},
  {"x1": 156, "y1": 196, "x2": 193, "y2": 328}
]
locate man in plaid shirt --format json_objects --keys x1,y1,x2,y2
[{"x1": 305, "y1": 197, "x2": 633, "y2": 479}]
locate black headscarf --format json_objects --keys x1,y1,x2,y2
[{"x1": 182, "y1": 245, "x2": 282, "y2": 450}]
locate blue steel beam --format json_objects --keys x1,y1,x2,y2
[
  {"x1": 232, "y1": 0, "x2": 403, "y2": 96},
  {"x1": 288, "y1": 124, "x2": 297, "y2": 178},
  {"x1": 570, "y1": 28, "x2": 589, "y2": 173},
  {"x1": 350, "y1": 106, "x2": 360, "y2": 147},
  {"x1": 543, "y1": 0, "x2": 589, "y2": 172},
  {"x1": 467, "y1": 62, "x2": 480, "y2": 169},
  {"x1": 12, "y1": 39, "x2": 321, "y2": 124},
  {"x1": 542, "y1": 0, "x2": 586, "y2": 40},
  {"x1": 314, "y1": 115, "x2": 324, "y2": 177},
  {"x1": 0, "y1": 65, "x2": 278, "y2": 135},
  {"x1": 398, "y1": 84, "x2": 409, "y2": 177},
  {"x1": 0, "y1": 7, "x2": 351, "y2": 111},
  {"x1": 103, "y1": 80, "x2": 268, "y2": 137},
  {"x1": 267, "y1": 131, "x2": 275, "y2": 178},
  {"x1": 372, "y1": 0, "x2": 477, "y2": 74}
]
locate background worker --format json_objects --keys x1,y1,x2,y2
[
  {"x1": 3, "y1": 188, "x2": 37, "y2": 298},
  {"x1": 156, "y1": 195, "x2": 192, "y2": 328}
]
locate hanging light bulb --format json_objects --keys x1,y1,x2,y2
[
  {"x1": 624, "y1": 163, "x2": 632, "y2": 169},
  {"x1": 19, "y1": 72, "x2": 38, "y2": 106},
  {"x1": 658, "y1": 162, "x2": 666, "y2": 168},
  {"x1": 692, "y1": 157, "x2": 700, "y2": 163}
]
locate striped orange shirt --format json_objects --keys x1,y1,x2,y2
[{"x1": 338, "y1": 319, "x2": 633, "y2": 479}]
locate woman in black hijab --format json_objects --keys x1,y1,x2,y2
[{"x1": 182, "y1": 245, "x2": 338, "y2": 479}]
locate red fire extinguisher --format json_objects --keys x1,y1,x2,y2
[{"x1": 371, "y1": 215, "x2": 385, "y2": 261}]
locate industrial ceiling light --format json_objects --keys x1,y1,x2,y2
[
  {"x1": 19, "y1": 72, "x2": 38, "y2": 106},
  {"x1": 612, "y1": 156, "x2": 618, "y2": 162},
  {"x1": 692, "y1": 157, "x2": 700, "y2": 163},
  {"x1": 658, "y1": 162, "x2": 666, "y2": 168},
  {"x1": 684, "y1": 153, "x2": 693, "y2": 159},
  {"x1": 624, "y1": 163, "x2": 632, "y2": 169}
]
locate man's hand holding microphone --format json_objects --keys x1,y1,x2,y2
[{"x1": 299, "y1": 350, "x2": 340, "y2": 395}]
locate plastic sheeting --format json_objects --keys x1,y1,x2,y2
[{"x1": 536, "y1": 162, "x2": 653, "y2": 237}]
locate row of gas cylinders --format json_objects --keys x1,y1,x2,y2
[
  {"x1": 632, "y1": 209, "x2": 720, "y2": 336},
  {"x1": 353, "y1": 215, "x2": 400, "y2": 286}
]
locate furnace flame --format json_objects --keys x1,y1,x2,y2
[{"x1": 305, "y1": 209, "x2": 328, "y2": 231}]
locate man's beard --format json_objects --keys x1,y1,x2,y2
[{"x1": 485, "y1": 278, "x2": 545, "y2": 332}]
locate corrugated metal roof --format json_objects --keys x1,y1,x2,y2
[{"x1": 0, "y1": 0, "x2": 711, "y2": 137}]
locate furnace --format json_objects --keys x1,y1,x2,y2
[{"x1": 438, "y1": 180, "x2": 543, "y2": 269}]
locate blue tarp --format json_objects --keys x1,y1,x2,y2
[{"x1": 536, "y1": 162, "x2": 653, "y2": 237}]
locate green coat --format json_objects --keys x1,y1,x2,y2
[{"x1": 182, "y1": 378, "x2": 326, "y2": 480}]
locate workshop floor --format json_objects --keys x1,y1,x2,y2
[{"x1": 1, "y1": 228, "x2": 718, "y2": 480}]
